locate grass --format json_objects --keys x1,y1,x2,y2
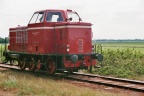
[
  {"x1": 95, "y1": 42, "x2": 144, "y2": 53},
  {"x1": 91, "y1": 42, "x2": 144, "y2": 80},
  {"x1": 0, "y1": 44, "x2": 7, "y2": 61},
  {"x1": 93, "y1": 43, "x2": 144, "y2": 80},
  {"x1": 95, "y1": 42, "x2": 144, "y2": 46},
  {"x1": 0, "y1": 70, "x2": 126, "y2": 96}
]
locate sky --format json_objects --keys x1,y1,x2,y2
[{"x1": 0, "y1": 0, "x2": 144, "y2": 39}]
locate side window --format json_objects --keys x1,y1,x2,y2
[
  {"x1": 46, "y1": 12, "x2": 63, "y2": 22},
  {"x1": 67, "y1": 12, "x2": 80, "y2": 22},
  {"x1": 29, "y1": 12, "x2": 44, "y2": 24}
]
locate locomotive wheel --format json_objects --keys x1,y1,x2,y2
[
  {"x1": 18, "y1": 58, "x2": 27, "y2": 70},
  {"x1": 37, "y1": 59, "x2": 42, "y2": 70},
  {"x1": 46, "y1": 58, "x2": 55, "y2": 74},
  {"x1": 28, "y1": 58, "x2": 36, "y2": 71}
]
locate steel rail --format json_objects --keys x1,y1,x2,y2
[
  {"x1": 65, "y1": 73, "x2": 144, "y2": 92},
  {"x1": 0, "y1": 63, "x2": 66, "y2": 78},
  {"x1": 73, "y1": 72, "x2": 144, "y2": 85}
]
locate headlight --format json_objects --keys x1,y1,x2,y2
[
  {"x1": 91, "y1": 53, "x2": 103, "y2": 62},
  {"x1": 71, "y1": 55, "x2": 78, "y2": 63},
  {"x1": 97, "y1": 54, "x2": 103, "y2": 62}
]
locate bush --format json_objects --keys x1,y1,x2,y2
[{"x1": 94, "y1": 48, "x2": 144, "y2": 79}]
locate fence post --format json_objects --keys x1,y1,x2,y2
[
  {"x1": 5, "y1": 37, "x2": 7, "y2": 52},
  {"x1": 0, "y1": 45, "x2": 2, "y2": 61}
]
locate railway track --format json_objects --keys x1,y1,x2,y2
[
  {"x1": 66, "y1": 72, "x2": 144, "y2": 92},
  {"x1": 0, "y1": 63, "x2": 144, "y2": 92}
]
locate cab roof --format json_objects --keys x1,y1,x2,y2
[{"x1": 34, "y1": 9, "x2": 74, "y2": 13}]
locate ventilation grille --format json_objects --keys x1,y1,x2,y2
[{"x1": 78, "y1": 39, "x2": 83, "y2": 52}]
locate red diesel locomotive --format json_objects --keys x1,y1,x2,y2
[{"x1": 4, "y1": 9, "x2": 103, "y2": 74}]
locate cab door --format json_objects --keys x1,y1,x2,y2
[
  {"x1": 27, "y1": 12, "x2": 45, "y2": 53},
  {"x1": 45, "y1": 11, "x2": 65, "y2": 54}
]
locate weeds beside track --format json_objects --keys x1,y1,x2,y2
[
  {"x1": 0, "y1": 63, "x2": 128, "y2": 96},
  {"x1": 0, "y1": 63, "x2": 144, "y2": 93}
]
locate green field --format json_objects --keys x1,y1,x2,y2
[
  {"x1": 95, "y1": 42, "x2": 144, "y2": 53},
  {"x1": 95, "y1": 42, "x2": 144, "y2": 46},
  {"x1": 93, "y1": 42, "x2": 144, "y2": 80}
]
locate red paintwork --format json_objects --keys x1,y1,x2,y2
[
  {"x1": 9, "y1": 9, "x2": 95, "y2": 69},
  {"x1": 9, "y1": 26, "x2": 28, "y2": 52},
  {"x1": 64, "y1": 56, "x2": 96, "y2": 68}
]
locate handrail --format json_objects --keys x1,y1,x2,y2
[
  {"x1": 94, "y1": 44, "x2": 102, "y2": 54},
  {"x1": 62, "y1": 44, "x2": 67, "y2": 54},
  {"x1": 55, "y1": 44, "x2": 67, "y2": 54},
  {"x1": 55, "y1": 44, "x2": 59, "y2": 54},
  {"x1": 93, "y1": 44, "x2": 103, "y2": 67}
]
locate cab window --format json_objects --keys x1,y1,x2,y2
[
  {"x1": 46, "y1": 12, "x2": 63, "y2": 22},
  {"x1": 29, "y1": 12, "x2": 44, "y2": 24},
  {"x1": 67, "y1": 12, "x2": 80, "y2": 22}
]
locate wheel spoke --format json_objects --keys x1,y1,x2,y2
[
  {"x1": 37, "y1": 59, "x2": 42, "y2": 70},
  {"x1": 19, "y1": 57, "x2": 27, "y2": 70},
  {"x1": 46, "y1": 58, "x2": 55, "y2": 74},
  {"x1": 28, "y1": 58, "x2": 35, "y2": 71}
]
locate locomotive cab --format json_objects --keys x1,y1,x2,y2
[{"x1": 5, "y1": 9, "x2": 103, "y2": 74}]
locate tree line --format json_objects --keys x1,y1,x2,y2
[
  {"x1": 93, "y1": 39, "x2": 144, "y2": 42},
  {"x1": 0, "y1": 37, "x2": 9, "y2": 43}
]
